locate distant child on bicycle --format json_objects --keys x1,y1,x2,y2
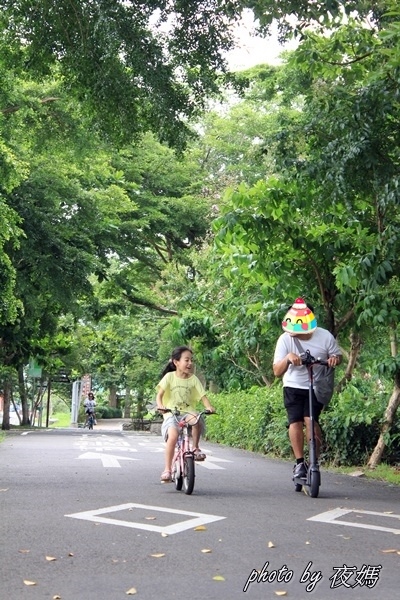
[
  {"x1": 84, "y1": 391, "x2": 97, "y2": 425},
  {"x1": 156, "y1": 346, "x2": 215, "y2": 483}
]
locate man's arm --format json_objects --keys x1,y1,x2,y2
[{"x1": 273, "y1": 352, "x2": 303, "y2": 378}]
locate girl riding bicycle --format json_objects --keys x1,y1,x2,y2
[{"x1": 156, "y1": 346, "x2": 215, "y2": 483}]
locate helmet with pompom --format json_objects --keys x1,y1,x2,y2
[{"x1": 282, "y1": 298, "x2": 317, "y2": 334}]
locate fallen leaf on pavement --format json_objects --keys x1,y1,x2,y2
[
  {"x1": 201, "y1": 549, "x2": 212, "y2": 553},
  {"x1": 19, "y1": 549, "x2": 30, "y2": 554},
  {"x1": 24, "y1": 580, "x2": 37, "y2": 586},
  {"x1": 161, "y1": 533, "x2": 168, "y2": 537},
  {"x1": 194, "y1": 525, "x2": 207, "y2": 531},
  {"x1": 275, "y1": 591, "x2": 288, "y2": 596},
  {"x1": 46, "y1": 556, "x2": 57, "y2": 562},
  {"x1": 381, "y1": 549, "x2": 398, "y2": 553},
  {"x1": 126, "y1": 588, "x2": 137, "y2": 595},
  {"x1": 212, "y1": 575, "x2": 225, "y2": 581},
  {"x1": 53, "y1": 595, "x2": 62, "y2": 599},
  {"x1": 268, "y1": 541, "x2": 275, "y2": 548},
  {"x1": 145, "y1": 516, "x2": 156, "y2": 520},
  {"x1": 150, "y1": 553, "x2": 165, "y2": 558}
]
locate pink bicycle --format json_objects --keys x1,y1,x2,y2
[{"x1": 160, "y1": 408, "x2": 214, "y2": 495}]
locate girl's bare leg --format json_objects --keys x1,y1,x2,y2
[{"x1": 164, "y1": 427, "x2": 178, "y2": 471}]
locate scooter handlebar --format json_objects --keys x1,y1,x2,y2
[{"x1": 300, "y1": 350, "x2": 329, "y2": 367}]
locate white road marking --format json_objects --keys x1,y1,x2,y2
[
  {"x1": 77, "y1": 452, "x2": 138, "y2": 468},
  {"x1": 75, "y1": 436, "x2": 137, "y2": 453},
  {"x1": 308, "y1": 508, "x2": 400, "y2": 535},
  {"x1": 77, "y1": 445, "x2": 138, "y2": 453},
  {"x1": 196, "y1": 456, "x2": 232, "y2": 470},
  {"x1": 74, "y1": 435, "x2": 230, "y2": 469},
  {"x1": 65, "y1": 502, "x2": 226, "y2": 534},
  {"x1": 77, "y1": 435, "x2": 132, "y2": 445}
]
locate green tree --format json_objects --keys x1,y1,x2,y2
[
  {"x1": 207, "y1": 9, "x2": 400, "y2": 464},
  {"x1": 0, "y1": 0, "x2": 246, "y2": 147}
]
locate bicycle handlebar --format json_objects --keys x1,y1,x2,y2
[{"x1": 157, "y1": 408, "x2": 216, "y2": 416}]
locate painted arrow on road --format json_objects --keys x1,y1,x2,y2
[{"x1": 77, "y1": 452, "x2": 139, "y2": 468}]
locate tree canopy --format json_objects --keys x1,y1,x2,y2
[
  {"x1": 1, "y1": 0, "x2": 400, "y2": 466},
  {"x1": 0, "y1": 0, "x2": 247, "y2": 147}
]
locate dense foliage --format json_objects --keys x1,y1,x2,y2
[
  {"x1": 207, "y1": 373, "x2": 396, "y2": 467},
  {"x1": 1, "y1": 1, "x2": 400, "y2": 468}
]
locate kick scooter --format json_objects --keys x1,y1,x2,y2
[{"x1": 293, "y1": 350, "x2": 328, "y2": 498}]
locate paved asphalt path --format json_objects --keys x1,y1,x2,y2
[{"x1": 1, "y1": 422, "x2": 399, "y2": 600}]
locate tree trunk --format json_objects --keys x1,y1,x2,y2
[
  {"x1": 135, "y1": 388, "x2": 145, "y2": 418},
  {"x1": 10, "y1": 388, "x2": 22, "y2": 425},
  {"x1": 337, "y1": 330, "x2": 362, "y2": 392},
  {"x1": 109, "y1": 385, "x2": 117, "y2": 408},
  {"x1": 367, "y1": 378, "x2": 400, "y2": 469},
  {"x1": 368, "y1": 323, "x2": 400, "y2": 469},
  {"x1": 124, "y1": 387, "x2": 131, "y2": 418},
  {"x1": 18, "y1": 365, "x2": 30, "y2": 425},
  {"x1": 1, "y1": 379, "x2": 11, "y2": 430}
]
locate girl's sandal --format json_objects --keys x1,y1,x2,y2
[
  {"x1": 193, "y1": 448, "x2": 206, "y2": 461},
  {"x1": 160, "y1": 470, "x2": 172, "y2": 483}
]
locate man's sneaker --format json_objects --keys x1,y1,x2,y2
[{"x1": 293, "y1": 461, "x2": 307, "y2": 479}]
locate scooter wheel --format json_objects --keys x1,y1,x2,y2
[{"x1": 310, "y1": 469, "x2": 320, "y2": 498}]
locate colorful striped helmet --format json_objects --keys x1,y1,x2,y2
[{"x1": 282, "y1": 298, "x2": 317, "y2": 334}]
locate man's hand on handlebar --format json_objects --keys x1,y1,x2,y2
[
  {"x1": 327, "y1": 354, "x2": 340, "y2": 368},
  {"x1": 286, "y1": 352, "x2": 302, "y2": 367}
]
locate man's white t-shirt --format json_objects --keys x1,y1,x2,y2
[{"x1": 273, "y1": 328, "x2": 341, "y2": 389}]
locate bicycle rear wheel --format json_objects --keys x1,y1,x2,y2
[{"x1": 183, "y1": 456, "x2": 195, "y2": 495}]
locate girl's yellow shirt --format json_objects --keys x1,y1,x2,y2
[{"x1": 156, "y1": 372, "x2": 206, "y2": 414}]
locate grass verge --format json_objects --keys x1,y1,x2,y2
[{"x1": 333, "y1": 463, "x2": 400, "y2": 486}]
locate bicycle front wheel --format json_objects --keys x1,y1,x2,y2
[
  {"x1": 173, "y1": 457, "x2": 183, "y2": 491},
  {"x1": 183, "y1": 456, "x2": 195, "y2": 495}
]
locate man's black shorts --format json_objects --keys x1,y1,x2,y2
[{"x1": 284, "y1": 387, "x2": 324, "y2": 424}]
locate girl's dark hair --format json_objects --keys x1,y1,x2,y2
[{"x1": 160, "y1": 346, "x2": 193, "y2": 378}]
